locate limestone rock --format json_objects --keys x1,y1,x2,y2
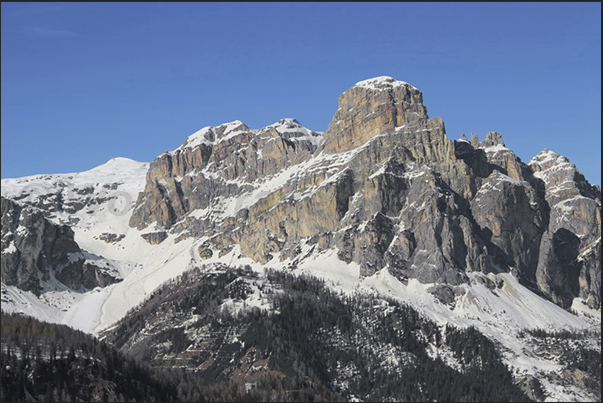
[
  {"x1": 529, "y1": 149, "x2": 601, "y2": 209},
  {"x1": 427, "y1": 284, "x2": 465, "y2": 307},
  {"x1": 577, "y1": 238, "x2": 601, "y2": 309},
  {"x1": 536, "y1": 229, "x2": 582, "y2": 309},
  {"x1": 121, "y1": 76, "x2": 602, "y2": 312},
  {"x1": 98, "y1": 233, "x2": 126, "y2": 244},
  {"x1": 2, "y1": 76, "x2": 600, "y2": 316},
  {"x1": 480, "y1": 131, "x2": 505, "y2": 148},
  {"x1": 470, "y1": 170, "x2": 545, "y2": 282},
  {"x1": 469, "y1": 133, "x2": 480, "y2": 148},
  {"x1": 2, "y1": 196, "x2": 79, "y2": 294},
  {"x1": 1, "y1": 196, "x2": 120, "y2": 294},
  {"x1": 530, "y1": 149, "x2": 601, "y2": 309},
  {"x1": 320, "y1": 76, "x2": 429, "y2": 154},
  {"x1": 129, "y1": 119, "x2": 322, "y2": 231},
  {"x1": 141, "y1": 231, "x2": 168, "y2": 245}
]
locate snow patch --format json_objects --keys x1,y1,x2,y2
[{"x1": 353, "y1": 76, "x2": 418, "y2": 92}]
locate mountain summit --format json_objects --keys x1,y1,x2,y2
[
  {"x1": 320, "y1": 76, "x2": 429, "y2": 153},
  {"x1": 123, "y1": 76, "x2": 600, "y2": 312},
  {"x1": 1, "y1": 77, "x2": 600, "y2": 402}
]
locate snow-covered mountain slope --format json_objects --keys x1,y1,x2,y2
[
  {"x1": 2, "y1": 160, "x2": 599, "y2": 401},
  {"x1": 2, "y1": 77, "x2": 600, "y2": 401},
  {"x1": 2, "y1": 157, "x2": 148, "y2": 225},
  {"x1": 2, "y1": 157, "x2": 153, "y2": 331}
]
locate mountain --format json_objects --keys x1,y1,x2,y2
[{"x1": 1, "y1": 76, "x2": 600, "y2": 402}]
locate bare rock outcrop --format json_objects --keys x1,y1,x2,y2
[
  {"x1": 470, "y1": 170, "x2": 545, "y2": 283},
  {"x1": 129, "y1": 119, "x2": 322, "y2": 231},
  {"x1": 123, "y1": 76, "x2": 600, "y2": 312},
  {"x1": 320, "y1": 76, "x2": 428, "y2": 154},
  {"x1": 1, "y1": 196, "x2": 121, "y2": 294},
  {"x1": 530, "y1": 149, "x2": 601, "y2": 309}
]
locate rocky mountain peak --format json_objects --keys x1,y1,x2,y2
[
  {"x1": 128, "y1": 114, "x2": 324, "y2": 231},
  {"x1": 3, "y1": 76, "x2": 600, "y2": 326},
  {"x1": 529, "y1": 148, "x2": 601, "y2": 204},
  {"x1": 481, "y1": 131, "x2": 505, "y2": 147},
  {"x1": 265, "y1": 118, "x2": 323, "y2": 142},
  {"x1": 320, "y1": 76, "x2": 429, "y2": 153},
  {"x1": 178, "y1": 120, "x2": 252, "y2": 151},
  {"x1": 352, "y1": 75, "x2": 418, "y2": 91},
  {"x1": 468, "y1": 131, "x2": 505, "y2": 149},
  {"x1": 1, "y1": 77, "x2": 601, "y2": 401},
  {"x1": 214, "y1": 120, "x2": 251, "y2": 141},
  {"x1": 529, "y1": 149, "x2": 568, "y2": 172},
  {"x1": 271, "y1": 117, "x2": 303, "y2": 128}
]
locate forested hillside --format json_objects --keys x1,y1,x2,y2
[
  {"x1": 3, "y1": 265, "x2": 601, "y2": 402},
  {"x1": 1, "y1": 313, "x2": 175, "y2": 402},
  {"x1": 103, "y1": 265, "x2": 532, "y2": 402}
]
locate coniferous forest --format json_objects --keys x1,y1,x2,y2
[
  {"x1": 1, "y1": 312, "x2": 175, "y2": 402},
  {"x1": 2, "y1": 265, "x2": 600, "y2": 402}
]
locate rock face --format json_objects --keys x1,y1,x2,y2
[
  {"x1": 319, "y1": 76, "x2": 429, "y2": 153},
  {"x1": 529, "y1": 150, "x2": 601, "y2": 309},
  {"x1": 129, "y1": 118, "x2": 322, "y2": 232},
  {"x1": 3, "y1": 76, "x2": 599, "y2": 313},
  {"x1": 1, "y1": 196, "x2": 121, "y2": 295},
  {"x1": 469, "y1": 170, "x2": 545, "y2": 284},
  {"x1": 125, "y1": 76, "x2": 600, "y2": 311}
]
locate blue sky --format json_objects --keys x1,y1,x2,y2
[{"x1": 2, "y1": 2, "x2": 601, "y2": 185}]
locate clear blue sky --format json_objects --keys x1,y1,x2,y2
[{"x1": 2, "y1": 2, "x2": 601, "y2": 185}]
